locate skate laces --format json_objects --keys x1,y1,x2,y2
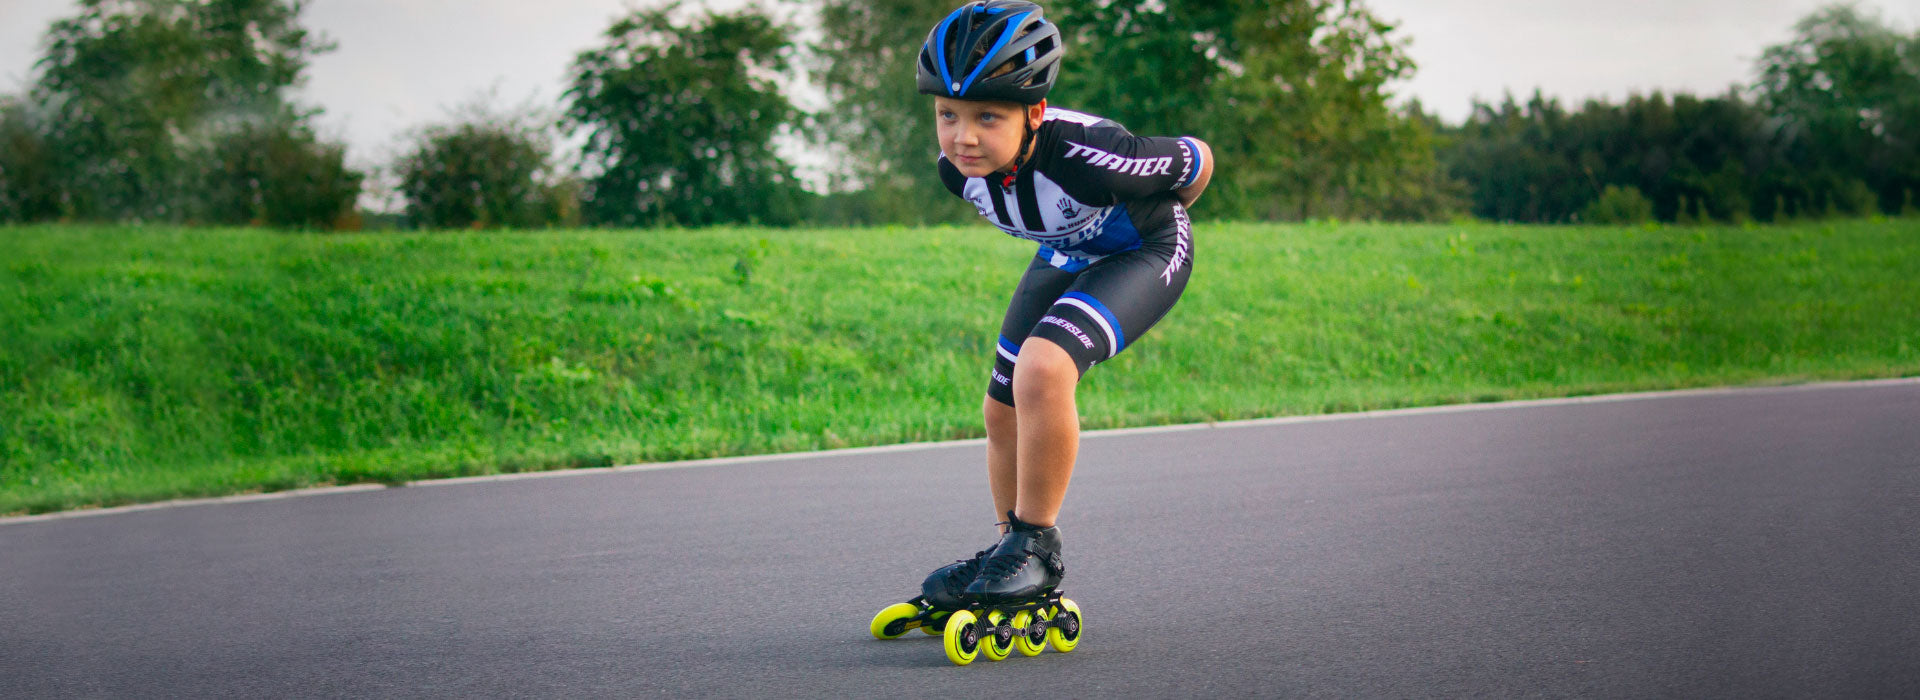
[
  {"x1": 978, "y1": 548, "x2": 1032, "y2": 581},
  {"x1": 943, "y1": 549, "x2": 993, "y2": 585}
]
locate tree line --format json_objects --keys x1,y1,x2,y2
[
  {"x1": 0, "y1": 0, "x2": 1913, "y2": 229},
  {"x1": 1439, "y1": 6, "x2": 1919, "y2": 224}
]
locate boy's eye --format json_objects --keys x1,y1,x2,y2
[
  {"x1": 939, "y1": 110, "x2": 956, "y2": 120},
  {"x1": 980, "y1": 113, "x2": 998, "y2": 123}
]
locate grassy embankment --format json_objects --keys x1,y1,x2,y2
[{"x1": 3, "y1": 219, "x2": 1916, "y2": 515}]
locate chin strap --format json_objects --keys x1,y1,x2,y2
[{"x1": 999, "y1": 116, "x2": 1039, "y2": 189}]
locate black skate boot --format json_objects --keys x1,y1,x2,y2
[
  {"x1": 963, "y1": 512, "x2": 1065, "y2": 603},
  {"x1": 920, "y1": 544, "x2": 995, "y2": 610},
  {"x1": 869, "y1": 536, "x2": 998, "y2": 640}
]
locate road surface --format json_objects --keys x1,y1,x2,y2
[{"x1": 4, "y1": 380, "x2": 1917, "y2": 697}]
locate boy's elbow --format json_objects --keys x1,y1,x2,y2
[
  {"x1": 1172, "y1": 137, "x2": 1215, "y2": 209},
  {"x1": 1188, "y1": 138, "x2": 1214, "y2": 188},
  {"x1": 1184, "y1": 138, "x2": 1213, "y2": 184}
]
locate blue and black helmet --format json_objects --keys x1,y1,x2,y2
[{"x1": 917, "y1": 1, "x2": 1063, "y2": 105}]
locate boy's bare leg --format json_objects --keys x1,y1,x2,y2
[
  {"x1": 1010, "y1": 337, "x2": 1080, "y2": 528},
  {"x1": 983, "y1": 396, "x2": 1019, "y2": 533}
]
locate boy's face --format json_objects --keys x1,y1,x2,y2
[{"x1": 935, "y1": 96, "x2": 1042, "y2": 178}]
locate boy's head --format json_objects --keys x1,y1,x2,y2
[{"x1": 918, "y1": 1, "x2": 1063, "y2": 176}]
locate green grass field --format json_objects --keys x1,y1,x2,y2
[{"x1": 3, "y1": 219, "x2": 1916, "y2": 515}]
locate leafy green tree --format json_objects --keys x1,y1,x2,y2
[
  {"x1": 814, "y1": 0, "x2": 1458, "y2": 222},
  {"x1": 1756, "y1": 4, "x2": 1920, "y2": 215},
  {"x1": 1442, "y1": 93, "x2": 1582, "y2": 222},
  {"x1": 1044, "y1": 1, "x2": 1221, "y2": 141},
  {"x1": 1201, "y1": 0, "x2": 1452, "y2": 220},
  {"x1": 1440, "y1": 90, "x2": 1776, "y2": 223},
  {"x1": 1438, "y1": 5, "x2": 1916, "y2": 225},
  {"x1": 397, "y1": 104, "x2": 557, "y2": 229},
  {"x1": 26, "y1": 0, "x2": 351, "y2": 224},
  {"x1": 564, "y1": 5, "x2": 809, "y2": 227},
  {"x1": 811, "y1": 0, "x2": 973, "y2": 224}
]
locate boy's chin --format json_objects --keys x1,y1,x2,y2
[{"x1": 951, "y1": 161, "x2": 1000, "y2": 178}]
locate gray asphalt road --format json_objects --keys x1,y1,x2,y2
[{"x1": 4, "y1": 381, "x2": 1918, "y2": 698}]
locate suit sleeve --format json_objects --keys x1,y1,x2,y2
[{"x1": 1038, "y1": 122, "x2": 1207, "y2": 205}]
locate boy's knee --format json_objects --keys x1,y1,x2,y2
[{"x1": 1012, "y1": 338, "x2": 1078, "y2": 403}]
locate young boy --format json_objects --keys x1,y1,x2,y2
[{"x1": 889, "y1": 0, "x2": 1214, "y2": 642}]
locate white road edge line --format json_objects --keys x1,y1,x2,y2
[{"x1": 6, "y1": 377, "x2": 1915, "y2": 526}]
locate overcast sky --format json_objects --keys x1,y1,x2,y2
[{"x1": 3, "y1": 0, "x2": 1915, "y2": 180}]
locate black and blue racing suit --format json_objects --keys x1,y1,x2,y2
[{"x1": 938, "y1": 107, "x2": 1206, "y2": 406}]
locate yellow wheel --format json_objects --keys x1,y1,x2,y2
[
  {"x1": 1045, "y1": 598, "x2": 1082, "y2": 653},
  {"x1": 922, "y1": 610, "x2": 950, "y2": 636},
  {"x1": 1012, "y1": 610, "x2": 1046, "y2": 656},
  {"x1": 869, "y1": 603, "x2": 921, "y2": 640},
  {"x1": 943, "y1": 610, "x2": 980, "y2": 666},
  {"x1": 979, "y1": 610, "x2": 1013, "y2": 661}
]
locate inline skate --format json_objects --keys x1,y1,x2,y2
[
  {"x1": 867, "y1": 541, "x2": 995, "y2": 641},
  {"x1": 870, "y1": 513, "x2": 1084, "y2": 666}
]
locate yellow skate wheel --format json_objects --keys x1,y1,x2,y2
[
  {"x1": 1045, "y1": 598, "x2": 1082, "y2": 653},
  {"x1": 943, "y1": 610, "x2": 980, "y2": 666},
  {"x1": 922, "y1": 610, "x2": 950, "y2": 635},
  {"x1": 979, "y1": 610, "x2": 1013, "y2": 661},
  {"x1": 869, "y1": 603, "x2": 921, "y2": 640},
  {"x1": 1012, "y1": 610, "x2": 1046, "y2": 656}
]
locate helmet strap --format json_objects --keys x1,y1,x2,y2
[{"x1": 999, "y1": 113, "x2": 1039, "y2": 189}]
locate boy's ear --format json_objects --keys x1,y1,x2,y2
[{"x1": 1029, "y1": 99, "x2": 1047, "y2": 128}]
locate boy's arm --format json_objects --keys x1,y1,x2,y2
[
  {"x1": 1174, "y1": 138, "x2": 1213, "y2": 209},
  {"x1": 1042, "y1": 122, "x2": 1210, "y2": 205}
]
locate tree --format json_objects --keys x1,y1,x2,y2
[
  {"x1": 564, "y1": 4, "x2": 809, "y2": 227},
  {"x1": 1756, "y1": 4, "x2": 1920, "y2": 216},
  {"x1": 1438, "y1": 5, "x2": 1918, "y2": 224},
  {"x1": 811, "y1": 0, "x2": 974, "y2": 224},
  {"x1": 26, "y1": 0, "x2": 353, "y2": 224},
  {"x1": 1044, "y1": 1, "x2": 1222, "y2": 141},
  {"x1": 1199, "y1": 0, "x2": 1450, "y2": 220},
  {"x1": 1438, "y1": 89, "x2": 1780, "y2": 223},
  {"x1": 813, "y1": 0, "x2": 1458, "y2": 222}
]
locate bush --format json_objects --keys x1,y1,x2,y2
[
  {"x1": 0, "y1": 97, "x2": 62, "y2": 223},
  {"x1": 1582, "y1": 185, "x2": 1655, "y2": 225},
  {"x1": 1829, "y1": 179, "x2": 1880, "y2": 218},
  {"x1": 201, "y1": 119, "x2": 364, "y2": 229},
  {"x1": 535, "y1": 176, "x2": 585, "y2": 229},
  {"x1": 396, "y1": 115, "x2": 555, "y2": 230},
  {"x1": 811, "y1": 184, "x2": 970, "y2": 227}
]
